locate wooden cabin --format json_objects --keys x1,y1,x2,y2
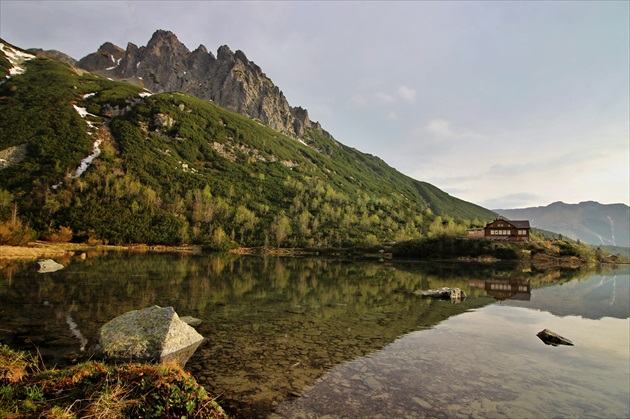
[{"x1": 483, "y1": 218, "x2": 530, "y2": 241}]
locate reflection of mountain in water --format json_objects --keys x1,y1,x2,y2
[{"x1": 502, "y1": 267, "x2": 629, "y2": 320}]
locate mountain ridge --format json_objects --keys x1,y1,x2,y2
[
  {"x1": 0, "y1": 36, "x2": 497, "y2": 247},
  {"x1": 74, "y1": 30, "x2": 330, "y2": 142},
  {"x1": 495, "y1": 201, "x2": 630, "y2": 248}
]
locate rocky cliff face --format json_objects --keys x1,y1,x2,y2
[
  {"x1": 77, "y1": 30, "x2": 329, "y2": 140},
  {"x1": 76, "y1": 42, "x2": 126, "y2": 72}
]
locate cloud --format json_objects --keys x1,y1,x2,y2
[
  {"x1": 347, "y1": 84, "x2": 415, "y2": 110},
  {"x1": 386, "y1": 111, "x2": 400, "y2": 121},
  {"x1": 397, "y1": 85, "x2": 416, "y2": 102},
  {"x1": 426, "y1": 119, "x2": 455, "y2": 138},
  {"x1": 425, "y1": 118, "x2": 487, "y2": 142},
  {"x1": 375, "y1": 92, "x2": 395, "y2": 104}
]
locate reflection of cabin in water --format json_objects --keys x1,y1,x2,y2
[
  {"x1": 467, "y1": 218, "x2": 531, "y2": 242},
  {"x1": 469, "y1": 278, "x2": 531, "y2": 300}
]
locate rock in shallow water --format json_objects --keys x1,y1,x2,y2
[
  {"x1": 94, "y1": 305, "x2": 204, "y2": 367},
  {"x1": 37, "y1": 259, "x2": 65, "y2": 273},
  {"x1": 537, "y1": 329, "x2": 574, "y2": 346},
  {"x1": 180, "y1": 316, "x2": 203, "y2": 327}
]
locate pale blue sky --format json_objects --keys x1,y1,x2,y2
[{"x1": 1, "y1": 1, "x2": 628, "y2": 209}]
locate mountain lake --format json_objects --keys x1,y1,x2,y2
[{"x1": 0, "y1": 251, "x2": 628, "y2": 418}]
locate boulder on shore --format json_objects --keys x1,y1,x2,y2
[
  {"x1": 37, "y1": 259, "x2": 65, "y2": 273},
  {"x1": 416, "y1": 287, "x2": 467, "y2": 301},
  {"x1": 94, "y1": 305, "x2": 204, "y2": 367},
  {"x1": 537, "y1": 329, "x2": 574, "y2": 346}
]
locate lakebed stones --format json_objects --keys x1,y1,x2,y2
[
  {"x1": 94, "y1": 305, "x2": 204, "y2": 367},
  {"x1": 37, "y1": 259, "x2": 65, "y2": 273},
  {"x1": 416, "y1": 287, "x2": 467, "y2": 302},
  {"x1": 537, "y1": 329, "x2": 574, "y2": 346}
]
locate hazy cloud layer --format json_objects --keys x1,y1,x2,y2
[{"x1": 1, "y1": 0, "x2": 628, "y2": 208}]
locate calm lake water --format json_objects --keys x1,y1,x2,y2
[{"x1": 0, "y1": 252, "x2": 628, "y2": 418}]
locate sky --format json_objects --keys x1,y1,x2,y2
[{"x1": 1, "y1": 1, "x2": 628, "y2": 209}]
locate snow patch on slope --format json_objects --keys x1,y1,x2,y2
[
  {"x1": 72, "y1": 104, "x2": 96, "y2": 118},
  {"x1": 0, "y1": 42, "x2": 35, "y2": 79},
  {"x1": 72, "y1": 139, "x2": 103, "y2": 178},
  {"x1": 53, "y1": 100, "x2": 104, "y2": 189}
]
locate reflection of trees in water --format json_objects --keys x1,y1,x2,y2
[
  {"x1": 3, "y1": 253, "x2": 618, "y2": 417},
  {"x1": 1, "y1": 253, "x2": 613, "y2": 370}
]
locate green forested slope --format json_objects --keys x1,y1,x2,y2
[{"x1": 0, "y1": 42, "x2": 496, "y2": 247}]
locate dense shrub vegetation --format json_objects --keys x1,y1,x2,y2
[{"x1": 0, "y1": 50, "x2": 497, "y2": 247}]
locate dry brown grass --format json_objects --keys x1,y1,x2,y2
[
  {"x1": 82, "y1": 384, "x2": 137, "y2": 419},
  {"x1": 0, "y1": 344, "x2": 32, "y2": 384}
]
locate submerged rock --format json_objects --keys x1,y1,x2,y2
[
  {"x1": 417, "y1": 287, "x2": 467, "y2": 301},
  {"x1": 94, "y1": 305, "x2": 204, "y2": 367},
  {"x1": 37, "y1": 259, "x2": 65, "y2": 273},
  {"x1": 180, "y1": 316, "x2": 203, "y2": 327},
  {"x1": 537, "y1": 329, "x2": 574, "y2": 346}
]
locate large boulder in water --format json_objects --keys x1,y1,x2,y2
[{"x1": 94, "y1": 305, "x2": 204, "y2": 367}]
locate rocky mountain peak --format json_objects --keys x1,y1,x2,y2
[
  {"x1": 76, "y1": 30, "x2": 331, "y2": 141},
  {"x1": 76, "y1": 41, "x2": 125, "y2": 72},
  {"x1": 192, "y1": 44, "x2": 210, "y2": 56},
  {"x1": 217, "y1": 45, "x2": 234, "y2": 61},
  {"x1": 145, "y1": 29, "x2": 189, "y2": 57}
]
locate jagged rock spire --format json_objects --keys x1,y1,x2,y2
[{"x1": 76, "y1": 30, "x2": 330, "y2": 140}]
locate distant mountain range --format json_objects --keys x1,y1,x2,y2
[{"x1": 496, "y1": 201, "x2": 629, "y2": 248}]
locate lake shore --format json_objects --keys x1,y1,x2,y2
[{"x1": 0, "y1": 241, "x2": 202, "y2": 261}]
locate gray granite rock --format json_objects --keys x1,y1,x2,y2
[{"x1": 94, "y1": 305, "x2": 204, "y2": 367}]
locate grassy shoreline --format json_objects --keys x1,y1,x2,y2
[
  {"x1": 2, "y1": 238, "x2": 627, "y2": 265},
  {"x1": 0, "y1": 241, "x2": 202, "y2": 261},
  {"x1": 0, "y1": 343, "x2": 226, "y2": 418}
]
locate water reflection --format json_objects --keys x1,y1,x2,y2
[
  {"x1": 0, "y1": 253, "x2": 626, "y2": 418},
  {"x1": 504, "y1": 271, "x2": 629, "y2": 319},
  {"x1": 275, "y1": 267, "x2": 630, "y2": 419},
  {"x1": 469, "y1": 278, "x2": 531, "y2": 300}
]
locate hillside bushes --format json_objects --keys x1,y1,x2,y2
[{"x1": 0, "y1": 57, "x2": 495, "y2": 247}]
